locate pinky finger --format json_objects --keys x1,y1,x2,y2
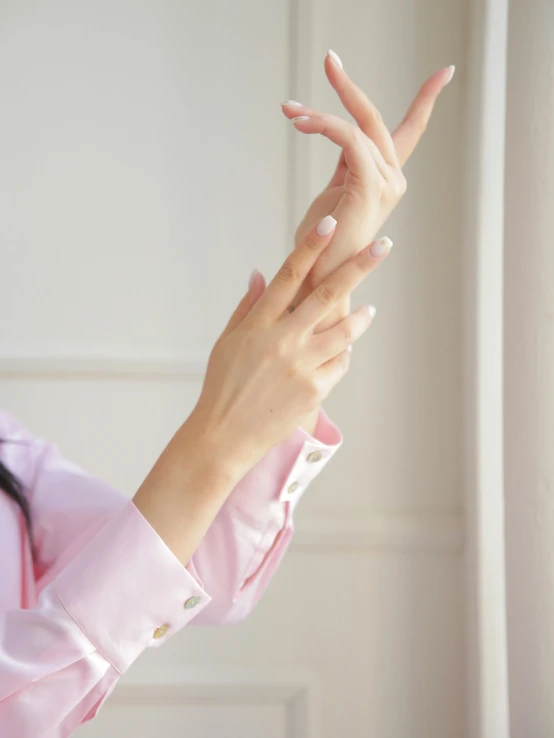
[
  {"x1": 315, "y1": 348, "x2": 352, "y2": 400},
  {"x1": 392, "y1": 65, "x2": 455, "y2": 167}
]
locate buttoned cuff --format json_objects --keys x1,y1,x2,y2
[
  {"x1": 53, "y1": 500, "x2": 211, "y2": 674},
  {"x1": 278, "y1": 406, "x2": 343, "y2": 510}
]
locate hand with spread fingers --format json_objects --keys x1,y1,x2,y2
[{"x1": 281, "y1": 50, "x2": 455, "y2": 328}]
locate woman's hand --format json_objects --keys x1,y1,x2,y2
[
  {"x1": 281, "y1": 52, "x2": 455, "y2": 329},
  {"x1": 186, "y1": 215, "x2": 386, "y2": 476}
]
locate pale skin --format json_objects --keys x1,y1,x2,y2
[
  {"x1": 281, "y1": 51, "x2": 456, "y2": 435},
  {"x1": 133, "y1": 52, "x2": 455, "y2": 565}
]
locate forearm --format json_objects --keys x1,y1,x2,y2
[{"x1": 133, "y1": 417, "x2": 242, "y2": 567}]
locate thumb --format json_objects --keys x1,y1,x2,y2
[{"x1": 220, "y1": 269, "x2": 266, "y2": 338}]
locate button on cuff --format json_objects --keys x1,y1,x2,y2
[{"x1": 54, "y1": 500, "x2": 212, "y2": 672}]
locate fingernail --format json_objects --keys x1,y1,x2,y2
[
  {"x1": 370, "y1": 237, "x2": 393, "y2": 258},
  {"x1": 316, "y1": 215, "x2": 337, "y2": 236},
  {"x1": 282, "y1": 100, "x2": 303, "y2": 106},
  {"x1": 248, "y1": 269, "x2": 258, "y2": 290},
  {"x1": 445, "y1": 65, "x2": 456, "y2": 85},
  {"x1": 292, "y1": 116, "x2": 310, "y2": 123},
  {"x1": 357, "y1": 304, "x2": 377, "y2": 319},
  {"x1": 327, "y1": 49, "x2": 343, "y2": 69},
  {"x1": 347, "y1": 344, "x2": 353, "y2": 353}
]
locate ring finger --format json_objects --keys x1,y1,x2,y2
[
  {"x1": 310, "y1": 303, "x2": 376, "y2": 366},
  {"x1": 282, "y1": 105, "x2": 390, "y2": 180},
  {"x1": 290, "y1": 236, "x2": 393, "y2": 331}
]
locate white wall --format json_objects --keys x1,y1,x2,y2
[{"x1": 0, "y1": 1, "x2": 469, "y2": 736}]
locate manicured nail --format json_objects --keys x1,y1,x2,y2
[
  {"x1": 292, "y1": 116, "x2": 310, "y2": 123},
  {"x1": 282, "y1": 100, "x2": 303, "y2": 107},
  {"x1": 357, "y1": 304, "x2": 377, "y2": 319},
  {"x1": 327, "y1": 49, "x2": 343, "y2": 69},
  {"x1": 347, "y1": 344, "x2": 353, "y2": 353},
  {"x1": 370, "y1": 237, "x2": 393, "y2": 258},
  {"x1": 316, "y1": 215, "x2": 337, "y2": 236},
  {"x1": 248, "y1": 269, "x2": 258, "y2": 290},
  {"x1": 444, "y1": 65, "x2": 456, "y2": 85}
]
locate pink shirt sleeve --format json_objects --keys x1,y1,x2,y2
[{"x1": 0, "y1": 409, "x2": 343, "y2": 736}]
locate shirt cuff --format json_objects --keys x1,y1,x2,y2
[
  {"x1": 277, "y1": 406, "x2": 343, "y2": 510},
  {"x1": 53, "y1": 499, "x2": 211, "y2": 674}
]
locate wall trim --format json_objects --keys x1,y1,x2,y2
[
  {"x1": 463, "y1": 0, "x2": 510, "y2": 735},
  {"x1": 106, "y1": 667, "x2": 321, "y2": 738},
  {"x1": 0, "y1": 354, "x2": 206, "y2": 379}
]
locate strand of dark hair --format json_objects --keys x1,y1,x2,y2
[{"x1": 0, "y1": 443, "x2": 33, "y2": 546}]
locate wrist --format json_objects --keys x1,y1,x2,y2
[
  {"x1": 175, "y1": 407, "x2": 250, "y2": 490},
  {"x1": 299, "y1": 407, "x2": 320, "y2": 436}
]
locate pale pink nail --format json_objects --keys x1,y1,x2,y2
[
  {"x1": 248, "y1": 269, "x2": 258, "y2": 290},
  {"x1": 370, "y1": 237, "x2": 393, "y2": 258},
  {"x1": 282, "y1": 100, "x2": 303, "y2": 106},
  {"x1": 347, "y1": 344, "x2": 353, "y2": 353},
  {"x1": 444, "y1": 65, "x2": 456, "y2": 85},
  {"x1": 292, "y1": 116, "x2": 310, "y2": 123},
  {"x1": 316, "y1": 215, "x2": 337, "y2": 236},
  {"x1": 326, "y1": 49, "x2": 343, "y2": 69},
  {"x1": 356, "y1": 304, "x2": 377, "y2": 319}
]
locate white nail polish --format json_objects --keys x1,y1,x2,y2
[
  {"x1": 370, "y1": 237, "x2": 393, "y2": 258},
  {"x1": 445, "y1": 65, "x2": 456, "y2": 85},
  {"x1": 292, "y1": 115, "x2": 310, "y2": 123},
  {"x1": 327, "y1": 49, "x2": 343, "y2": 69},
  {"x1": 248, "y1": 269, "x2": 258, "y2": 289},
  {"x1": 282, "y1": 100, "x2": 303, "y2": 106},
  {"x1": 316, "y1": 215, "x2": 337, "y2": 236},
  {"x1": 357, "y1": 304, "x2": 377, "y2": 319}
]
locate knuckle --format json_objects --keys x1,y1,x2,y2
[
  {"x1": 355, "y1": 247, "x2": 372, "y2": 270},
  {"x1": 341, "y1": 351, "x2": 352, "y2": 372},
  {"x1": 272, "y1": 335, "x2": 296, "y2": 361},
  {"x1": 414, "y1": 117, "x2": 428, "y2": 137},
  {"x1": 395, "y1": 173, "x2": 408, "y2": 197},
  {"x1": 344, "y1": 186, "x2": 370, "y2": 210},
  {"x1": 315, "y1": 282, "x2": 338, "y2": 306},
  {"x1": 277, "y1": 260, "x2": 299, "y2": 284},
  {"x1": 304, "y1": 269, "x2": 319, "y2": 294},
  {"x1": 342, "y1": 324, "x2": 354, "y2": 345},
  {"x1": 272, "y1": 338, "x2": 287, "y2": 358},
  {"x1": 304, "y1": 231, "x2": 324, "y2": 251},
  {"x1": 371, "y1": 106, "x2": 384, "y2": 125},
  {"x1": 304, "y1": 375, "x2": 323, "y2": 405},
  {"x1": 350, "y1": 125, "x2": 365, "y2": 146}
]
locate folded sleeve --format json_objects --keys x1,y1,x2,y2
[
  {"x1": 0, "y1": 499, "x2": 210, "y2": 737},
  {"x1": 187, "y1": 406, "x2": 344, "y2": 624}
]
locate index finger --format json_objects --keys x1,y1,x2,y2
[
  {"x1": 392, "y1": 65, "x2": 455, "y2": 166},
  {"x1": 248, "y1": 215, "x2": 338, "y2": 325},
  {"x1": 323, "y1": 50, "x2": 399, "y2": 168}
]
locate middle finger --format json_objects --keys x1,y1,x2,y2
[{"x1": 291, "y1": 236, "x2": 393, "y2": 331}]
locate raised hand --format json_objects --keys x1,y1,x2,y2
[
  {"x1": 189, "y1": 214, "x2": 390, "y2": 473},
  {"x1": 281, "y1": 51, "x2": 454, "y2": 328}
]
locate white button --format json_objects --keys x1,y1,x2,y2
[
  {"x1": 287, "y1": 481, "x2": 301, "y2": 494},
  {"x1": 153, "y1": 624, "x2": 170, "y2": 639},
  {"x1": 184, "y1": 596, "x2": 201, "y2": 610},
  {"x1": 307, "y1": 450, "x2": 323, "y2": 463}
]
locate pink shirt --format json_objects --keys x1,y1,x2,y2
[{"x1": 0, "y1": 409, "x2": 342, "y2": 737}]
